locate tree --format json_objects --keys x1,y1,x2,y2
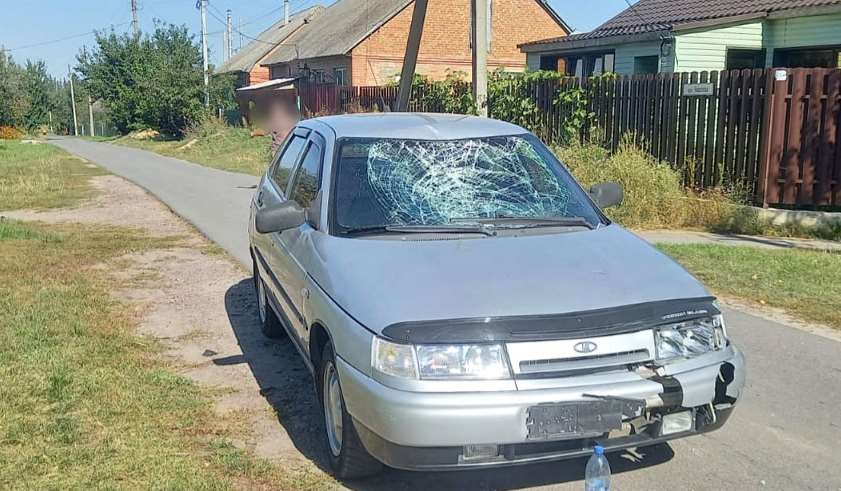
[
  {"x1": 22, "y1": 60, "x2": 51, "y2": 129},
  {"x1": 77, "y1": 23, "x2": 206, "y2": 136},
  {"x1": 0, "y1": 51, "x2": 27, "y2": 127}
]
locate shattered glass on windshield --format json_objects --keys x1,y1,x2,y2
[
  {"x1": 334, "y1": 135, "x2": 599, "y2": 230},
  {"x1": 367, "y1": 137, "x2": 570, "y2": 224}
]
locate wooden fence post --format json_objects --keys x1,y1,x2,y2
[{"x1": 756, "y1": 68, "x2": 787, "y2": 207}]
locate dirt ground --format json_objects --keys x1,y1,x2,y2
[{"x1": 3, "y1": 174, "x2": 334, "y2": 481}]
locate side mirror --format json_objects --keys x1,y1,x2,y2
[
  {"x1": 255, "y1": 201, "x2": 307, "y2": 234},
  {"x1": 590, "y1": 182, "x2": 624, "y2": 209}
]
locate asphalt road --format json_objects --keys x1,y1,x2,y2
[{"x1": 50, "y1": 137, "x2": 841, "y2": 490}]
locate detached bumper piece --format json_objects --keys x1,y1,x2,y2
[{"x1": 353, "y1": 405, "x2": 734, "y2": 471}]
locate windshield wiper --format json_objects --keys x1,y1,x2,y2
[
  {"x1": 385, "y1": 224, "x2": 497, "y2": 236},
  {"x1": 452, "y1": 216, "x2": 595, "y2": 230},
  {"x1": 342, "y1": 223, "x2": 497, "y2": 237}
]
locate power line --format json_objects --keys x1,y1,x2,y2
[
  {"x1": 622, "y1": 0, "x2": 650, "y2": 27},
  {"x1": 2, "y1": 22, "x2": 132, "y2": 52}
]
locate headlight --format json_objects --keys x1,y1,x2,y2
[
  {"x1": 655, "y1": 315, "x2": 727, "y2": 361},
  {"x1": 416, "y1": 344, "x2": 509, "y2": 380},
  {"x1": 371, "y1": 338, "x2": 511, "y2": 380}
]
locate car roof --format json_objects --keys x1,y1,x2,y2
[{"x1": 302, "y1": 113, "x2": 528, "y2": 140}]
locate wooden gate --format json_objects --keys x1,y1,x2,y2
[{"x1": 757, "y1": 69, "x2": 841, "y2": 207}]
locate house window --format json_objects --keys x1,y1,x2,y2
[
  {"x1": 334, "y1": 68, "x2": 347, "y2": 86},
  {"x1": 726, "y1": 49, "x2": 766, "y2": 69},
  {"x1": 309, "y1": 70, "x2": 325, "y2": 83},
  {"x1": 634, "y1": 55, "x2": 659, "y2": 74},
  {"x1": 561, "y1": 52, "x2": 615, "y2": 78},
  {"x1": 773, "y1": 46, "x2": 841, "y2": 68}
]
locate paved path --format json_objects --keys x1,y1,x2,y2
[
  {"x1": 49, "y1": 138, "x2": 841, "y2": 490},
  {"x1": 50, "y1": 137, "x2": 259, "y2": 267},
  {"x1": 639, "y1": 229, "x2": 841, "y2": 252}
]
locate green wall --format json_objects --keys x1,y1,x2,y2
[
  {"x1": 765, "y1": 12, "x2": 841, "y2": 65},
  {"x1": 674, "y1": 22, "x2": 764, "y2": 72}
]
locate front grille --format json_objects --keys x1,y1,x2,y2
[
  {"x1": 518, "y1": 349, "x2": 651, "y2": 374},
  {"x1": 505, "y1": 329, "x2": 656, "y2": 377}
]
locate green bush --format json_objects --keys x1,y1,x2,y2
[{"x1": 555, "y1": 141, "x2": 688, "y2": 229}]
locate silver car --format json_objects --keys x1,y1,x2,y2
[{"x1": 248, "y1": 113, "x2": 746, "y2": 479}]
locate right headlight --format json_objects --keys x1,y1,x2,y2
[
  {"x1": 372, "y1": 337, "x2": 511, "y2": 380},
  {"x1": 655, "y1": 314, "x2": 728, "y2": 361}
]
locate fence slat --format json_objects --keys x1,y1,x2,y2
[
  {"x1": 817, "y1": 70, "x2": 841, "y2": 206},
  {"x1": 783, "y1": 70, "x2": 807, "y2": 204},
  {"x1": 703, "y1": 71, "x2": 720, "y2": 187},
  {"x1": 800, "y1": 70, "x2": 825, "y2": 205}
]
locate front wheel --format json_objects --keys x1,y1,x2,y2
[
  {"x1": 255, "y1": 273, "x2": 285, "y2": 339},
  {"x1": 319, "y1": 343, "x2": 382, "y2": 479}
]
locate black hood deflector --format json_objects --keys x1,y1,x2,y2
[{"x1": 381, "y1": 297, "x2": 719, "y2": 344}]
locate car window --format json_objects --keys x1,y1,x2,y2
[
  {"x1": 271, "y1": 135, "x2": 307, "y2": 194},
  {"x1": 289, "y1": 142, "x2": 322, "y2": 208},
  {"x1": 333, "y1": 135, "x2": 603, "y2": 231}
]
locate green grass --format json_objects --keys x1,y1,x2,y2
[
  {"x1": 0, "y1": 141, "x2": 105, "y2": 211},
  {"x1": 660, "y1": 243, "x2": 841, "y2": 329},
  {"x1": 113, "y1": 120, "x2": 272, "y2": 176},
  {"x1": 0, "y1": 220, "x2": 333, "y2": 489}
]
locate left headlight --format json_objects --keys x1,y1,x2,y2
[
  {"x1": 372, "y1": 337, "x2": 511, "y2": 380},
  {"x1": 655, "y1": 315, "x2": 728, "y2": 361}
]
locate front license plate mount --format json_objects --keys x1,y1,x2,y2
[{"x1": 525, "y1": 400, "x2": 626, "y2": 441}]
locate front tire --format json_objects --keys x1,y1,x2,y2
[
  {"x1": 319, "y1": 343, "x2": 382, "y2": 479},
  {"x1": 255, "y1": 274, "x2": 285, "y2": 339}
]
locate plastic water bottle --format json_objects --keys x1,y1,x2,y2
[{"x1": 585, "y1": 445, "x2": 611, "y2": 491}]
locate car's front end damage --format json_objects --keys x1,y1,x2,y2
[{"x1": 337, "y1": 297, "x2": 746, "y2": 471}]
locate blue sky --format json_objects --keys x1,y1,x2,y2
[{"x1": 1, "y1": 0, "x2": 629, "y2": 78}]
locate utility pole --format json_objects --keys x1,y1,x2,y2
[
  {"x1": 226, "y1": 9, "x2": 233, "y2": 61},
  {"x1": 88, "y1": 95, "x2": 95, "y2": 137},
  {"x1": 284, "y1": 0, "x2": 290, "y2": 25},
  {"x1": 48, "y1": 111, "x2": 53, "y2": 134},
  {"x1": 198, "y1": 0, "x2": 209, "y2": 106},
  {"x1": 131, "y1": 0, "x2": 140, "y2": 37},
  {"x1": 471, "y1": 0, "x2": 489, "y2": 117},
  {"x1": 223, "y1": 22, "x2": 229, "y2": 62},
  {"x1": 68, "y1": 65, "x2": 79, "y2": 136},
  {"x1": 237, "y1": 18, "x2": 243, "y2": 51},
  {"x1": 396, "y1": 0, "x2": 428, "y2": 111}
]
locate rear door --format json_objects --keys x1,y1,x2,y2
[{"x1": 253, "y1": 127, "x2": 309, "y2": 333}]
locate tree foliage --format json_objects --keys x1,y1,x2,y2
[
  {"x1": 0, "y1": 51, "x2": 79, "y2": 133},
  {"x1": 77, "y1": 23, "x2": 206, "y2": 136}
]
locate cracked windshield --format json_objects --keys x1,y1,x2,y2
[{"x1": 334, "y1": 135, "x2": 602, "y2": 231}]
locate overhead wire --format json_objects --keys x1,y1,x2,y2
[{"x1": 2, "y1": 21, "x2": 133, "y2": 52}]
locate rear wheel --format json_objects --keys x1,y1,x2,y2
[
  {"x1": 255, "y1": 274, "x2": 285, "y2": 339},
  {"x1": 319, "y1": 343, "x2": 382, "y2": 479}
]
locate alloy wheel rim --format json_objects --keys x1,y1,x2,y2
[{"x1": 323, "y1": 362, "x2": 343, "y2": 457}]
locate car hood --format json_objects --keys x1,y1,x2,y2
[{"x1": 308, "y1": 225, "x2": 709, "y2": 333}]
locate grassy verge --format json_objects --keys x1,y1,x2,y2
[
  {"x1": 113, "y1": 120, "x2": 272, "y2": 176},
  {"x1": 0, "y1": 140, "x2": 105, "y2": 210},
  {"x1": 660, "y1": 243, "x2": 841, "y2": 329},
  {"x1": 0, "y1": 220, "x2": 329, "y2": 489},
  {"x1": 0, "y1": 142, "x2": 330, "y2": 488}
]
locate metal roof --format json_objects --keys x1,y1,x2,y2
[
  {"x1": 215, "y1": 6, "x2": 324, "y2": 74},
  {"x1": 302, "y1": 113, "x2": 528, "y2": 140},
  {"x1": 262, "y1": 0, "x2": 571, "y2": 66},
  {"x1": 521, "y1": 0, "x2": 841, "y2": 51}
]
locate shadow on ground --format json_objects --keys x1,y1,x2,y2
[{"x1": 224, "y1": 278, "x2": 675, "y2": 490}]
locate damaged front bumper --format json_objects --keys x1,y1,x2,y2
[{"x1": 337, "y1": 345, "x2": 745, "y2": 471}]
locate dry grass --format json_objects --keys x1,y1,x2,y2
[
  {"x1": 111, "y1": 119, "x2": 273, "y2": 176},
  {"x1": 556, "y1": 142, "x2": 841, "y2": 241},
  {"x1": 0, "y1": 141, "x2": 104, "y2": 211}
]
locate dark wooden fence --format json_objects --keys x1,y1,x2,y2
[{"x1": 294, "y1": 68, "x2": 841, "y2": 208}]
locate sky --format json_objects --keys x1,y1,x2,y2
[{"x1": 0, "y1": 0, "x2": 629, "y2": 78}]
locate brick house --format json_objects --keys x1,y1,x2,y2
[
  {"x1": 260, "y1": 0, "x2": 570, "y2": 86},
  {"x1": 216, "y1": 6, "x2": 324, "y2": 87}
]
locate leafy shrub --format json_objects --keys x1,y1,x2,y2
[
  {"x1": 0, "y1": 126, "x2": 23, "y2": 139},
  {"x1": 555, "y1": 141, "x2": 688, "y2": 229}
]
